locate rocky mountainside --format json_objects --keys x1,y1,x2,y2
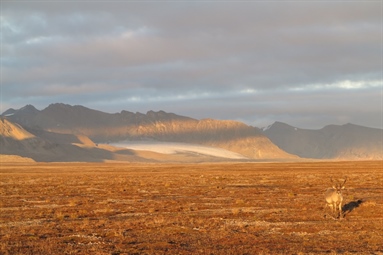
[
  {"x1": 0, "y1": 117, "x2": 110, "y2": 162},
  {"x1": 2, "y1": 104, "x2": 296, "y2": 160},
  {"x1": 263, "y1": 122, "x2": 383, "y2": 159}
]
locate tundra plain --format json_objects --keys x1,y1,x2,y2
[{"x1": 0, "y1": 161, "x2": 382, "y2": 254}]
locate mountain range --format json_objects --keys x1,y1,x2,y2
[{"x1": 1, "y1": 103, "x2": 382, "y2": 162}]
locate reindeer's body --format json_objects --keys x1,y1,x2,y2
[
  {"x1": 325, "y1": 187, "x2": 343, "y2": 218},
  {"x1": 324, "y1": 177, "x2": 347, "y2": 219}
]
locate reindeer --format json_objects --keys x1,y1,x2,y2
[{"x1": 324, "y1": 177, "x2": 347, "y2": 219}]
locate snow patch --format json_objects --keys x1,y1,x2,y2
[
  {"x1": 110, "y1": 141, "x2": 248, "y2": 159},
  {"x1": 261, "y1": 124, "x2": 273, "y2": 131}
]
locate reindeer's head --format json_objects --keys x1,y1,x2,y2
[{"x1": 331, "y1": 177, "x2": 347, "y2": 194}]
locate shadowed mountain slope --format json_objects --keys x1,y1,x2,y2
[
  {"x1": 263, "y1": 122, "x2": 383, "y2": 159},
  {"x1": 0, "y1": 117, "x2": 114, "y2": 162}
]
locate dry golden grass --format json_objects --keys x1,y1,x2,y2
[{"x1": 0, "y1": 161, "x2": 382, "y2": 254}]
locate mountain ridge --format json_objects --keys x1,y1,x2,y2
[{"x1": 2, "y1": 103, "x2": 382, "y2": 161}]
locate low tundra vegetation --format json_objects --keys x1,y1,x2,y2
[{"x1": 0, "y1": 161, "x2": 382, "y2": 254}]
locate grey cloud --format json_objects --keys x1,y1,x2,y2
[{"x1": 1, "y1": 1, "x2": 381, "y2": 128}]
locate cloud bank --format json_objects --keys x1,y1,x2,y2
[{"x1": 1, "y1": 1, "x2": 381, "y2": 129}]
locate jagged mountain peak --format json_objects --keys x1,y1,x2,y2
[
  {"x1": 266, "y1": 121, "x2": 301, "y2": 132},
  {"x1": 20, "y1": 104, "x2": 38, "y2": 111},
  {"x1": 46, "y1": 103, "x2": 71, "y2": 109},
  {"x1": 1, "y1": 108, "x2": 17, "y2": 117},
  {"x1": 145, "y1": 110, "x2": 195, "y2": 121},
  {"x1": 44, "y1": 103, "x2": 101, "y2": 114},
  {"x1": 2, "y1": 104, "x2": 40, "y2": 117}
]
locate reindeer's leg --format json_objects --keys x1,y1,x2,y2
[
  {"x1": 323, "y1": 203, "x2": 328, "y2": 218},
  {"x1": 338, "y1": 202, "x2": 343, "y2": 219},
  {"x1": 332, "y1": 203, "x2": 339, "y2": 219},
  {"x1": 324, "y1": 203, "x2": 336, "y2": 220}
]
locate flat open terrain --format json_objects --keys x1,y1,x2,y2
[{"x1": 1, "y1": 161, "x2": 382, "y2": 254}]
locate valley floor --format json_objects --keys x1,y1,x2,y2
[{"x1": 0, "y1": 161, "x2": 382, "y2": 254}]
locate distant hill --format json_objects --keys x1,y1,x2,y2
[
  {"x1": 263, "y1": 122, "x2": 383, "y2": 159},
  {"x1": 2, "y1": 104, "x2": 296, "y2": 160}
]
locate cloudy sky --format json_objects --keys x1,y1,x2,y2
[{"x1": 1, "y1": 1, "x2": 382, "y2": 129}]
